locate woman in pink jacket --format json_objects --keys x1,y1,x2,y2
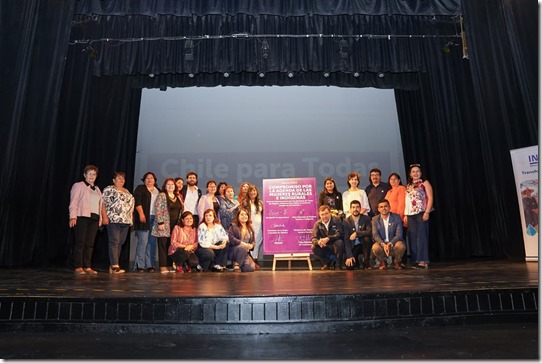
[
  {"x1": 69, "y1": 165, "x2": 102, "y2": 275},
  {"x1": 169, "y1": 211, "x2": 200, "y2": 272}
]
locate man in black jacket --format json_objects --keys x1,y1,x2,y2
[
  {"x1": 311, "y1": 205, "x2": 344, "y2": 270},
  {"x1": 342, "y1": 200, "x2": 373, "y2": 270}
]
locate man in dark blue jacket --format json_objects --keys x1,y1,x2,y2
[
  {"x1": 311, "y1": 205, "x2": 344, "y2": 270},
  {"x1": 343, "y1": 200, "x2": 373, "y2": 270}
]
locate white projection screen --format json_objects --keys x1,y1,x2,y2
[{"x1": 135, "y1": 86, "x2": 406, "y2": 193}]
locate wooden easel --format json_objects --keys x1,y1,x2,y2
[{"x1": 272, "y1": 253, "x2": 313, "y2": 271}]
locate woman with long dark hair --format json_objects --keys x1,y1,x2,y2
[
  {"x1": 152, "y1": 178, "x2": 183, "y2": 274},
  {"x1": 318, "y1": 177, "x2": 343, "y2": 218},
  {"x1": 227, "y1": 208, "x2": 256, "y2": 272},
  {"x1": 133, "y1": 171, "x2": 160, "y2": 272},
  {"x1": 242, "y1": 185, "x2": 264, "y2": 268}
]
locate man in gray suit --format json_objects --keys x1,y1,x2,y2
[{"x1": 371, "y1": 199, "x2": 406, "y2": 270}]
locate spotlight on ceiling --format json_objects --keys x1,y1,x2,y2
[
  {"x1": 323, "y1": 72, "x2": 330, "y2": 78},
  {"x1": 378, "y1": 73, "x2": 385, "y2": 78},
  {"x1": 149, "y1": 73, "x2": 155, "y2": 78},
  {"x1": 188, "y1": 73, "x2": 195, "y2": 78},
  {"x1": 353, "y1": 72, "x2": 360, "y2": 77},
  {"x1": 223, "y1": 72, "x2": 230, "y2": 78},
  {"x1": 258, "y1": 72, "x2": 265, "y2": 78},
  {"x1": 287, "y1": 72, "x2": 294, "y2": 78},
  {"x1": 261, "y1": 39, "x2": 269, "y2": 59}
]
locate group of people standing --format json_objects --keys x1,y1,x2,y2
[
  {"x1": 69, "y1": 167, "x2": 263, "y2": 274},
  {"x1": 69, "y1": 166, "x2": 135, "y2": 275},
  {"x1": 315, "y1": 165, "x2": 433, "y2": 270},
  {"x1": 129, "y1": 171, "x2": 265, "y2": 273},
  {"x1": 68, "y1": 164, "x2": 432, "y2": 275}
]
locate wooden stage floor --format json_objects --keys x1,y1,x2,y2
[{"x1": 0, "y1": 258, "x2": 537, "y2": 299}]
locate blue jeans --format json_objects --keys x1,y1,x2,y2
[
  {"x1": 133, "y1": 215, "x2": 156, "y2": 269},
  {"x1": 196, "y1": 246, "x2": 228, "y2": 271},
  {"x1": 106, "y1": 223, "x2": 130, "y2": 266},
  {"x1": 407, "y1": 212, "x2": 429, "y2": 263},
  {"x1": 311, "y1": 239, "x2": 345, "y2": 266}
]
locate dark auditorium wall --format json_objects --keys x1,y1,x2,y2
[{"x1": 0, "y1": 0, "x2": 537, "y2": 267}]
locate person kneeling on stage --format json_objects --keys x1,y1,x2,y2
[
  {"x1": 169, "y1": 211, "x2": 201, "y2": 273},
  {"x1": 343, "y1": 200, "x2": 373, "y2": 270},
  {"x1": 197, "y1": 209, "x2": 229, "y2": 272},
  {"x1": 311, "y1": 205, "x2": 345, "y2": 270},
  {"x1": 371, "y1": 199, "x2": 406, "y2": 270},
  {"x1": 227, "y1": 208, "x2": 256, "y2": 272}
]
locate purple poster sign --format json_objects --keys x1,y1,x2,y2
[{"x1": 263, "y1": 178, "x2": 318, "y2": 254}]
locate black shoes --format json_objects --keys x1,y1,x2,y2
[{"x1": 211, "y1": 265, "x2": 225, "y2": 272}]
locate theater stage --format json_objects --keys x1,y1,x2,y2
[{"x1": 0, "y1": 258, "x2": 537, "y2": 335}]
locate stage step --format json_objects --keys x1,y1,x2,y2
[{"x1": 0, "y1": 287, "x2": 536, "y2": 334}]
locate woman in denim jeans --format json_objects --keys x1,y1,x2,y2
[
  {"x1": 101, "y1": 171, "x2": 134, "y2": 274},
  {"x1": 132, "y1": 172, "x2": 160, "y2": 272}
]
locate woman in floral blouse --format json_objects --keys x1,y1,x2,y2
[
  {"x1": 196, "y1": 209, "x2": 229, "y2": 271},
  {"x1": 101, "y1": 171, "x2": 135, "y2": 274},
  {"x1": 404, "y1": 164, "x2": 434, "y2": 269}
]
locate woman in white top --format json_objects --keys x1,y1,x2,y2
[
  {"x1": 342, "y1": 171, "x2": 370, "y2": 218},
  {"x1": 242, "y1": 184, "x2": 263, "y2": 268},
  {"x1": 196, "y1": 209, "x2": 229, "y2": 271}
]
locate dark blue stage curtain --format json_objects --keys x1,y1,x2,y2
[
  {"x1": 0, "y1": 0, "x2": 75, "y2": 266},
  {"x1": 0, "y1": 0, "x2": 536, "y2": 267},
  {"x1": 74, "y1": 0, "x2": 461, "y2": 17},
  {"x1": 396, "y1": 0, "x2": 538, "y2": 261}
]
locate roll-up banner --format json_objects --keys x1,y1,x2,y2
[{"x1": 510, "y1": 145, "x2": 538, "y2": 261}]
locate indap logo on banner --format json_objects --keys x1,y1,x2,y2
[{"x1": 510, "y1": 145, "x2": 539, "y2": 261}]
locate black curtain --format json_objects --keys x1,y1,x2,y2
[
  {"x1": 73, "y1": 0, "x2": 461, "y2": 17},
  {"x1": 0, "y1": 0, "x2": 74, "y2": 266},
  {"x1": 0, "y1": 0, "x2": 536, "y2": 267},
  {"x1": 70, "y1": 11, "x2": 460, "y2": 90},
  {"x1": 0, "y1": 0, "x2": 141, "y2": 267},
  {"x1": 51, "y1": 47, "x2": 142, "y2": 269},
  {"x1": 461, "y1": 0, "x2": 537, "y2": 258},
  {"x1": 396, "y1": 0, "x2": 538, "y2": 260}
]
